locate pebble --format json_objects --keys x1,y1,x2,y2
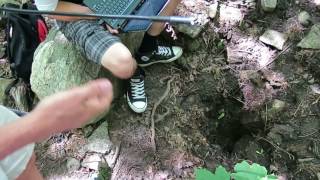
[
  {"x1": 310, "y1": 84, "x2": 320, "y2": 94},
  {"x1": 82, "y1": 154, "x2": 102, "y2": 171},
  {"x1": 261, "y1": 0, "x2": 277, "y2": 12},
  {"x1": 298, "y1": 24, "x2": 320, "y2": 49},
  {"x1": 66, "y1": 157, "x2": 81, "y2": 172},
  {"x1": 259, "y1": 30, "x2": 287, "y2": 50},
  {"x1": 208, "y1": 2, "x2": 218, "y2": 18},
  {"x1": 298, "y1": 11, "x2": 311, "y2": 26}
]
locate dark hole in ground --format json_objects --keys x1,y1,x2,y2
[
  {"x1": 205, "y1": 98, "x2": 253, "y2": 153},
  {"x1": 191, "y1": 72, "x2": 261, "y2": 154}
]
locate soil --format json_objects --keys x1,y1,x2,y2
[{"x1": 1, "y1": 0, "x2": 320, "y2": 179}]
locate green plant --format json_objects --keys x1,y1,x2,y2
[{"x1": 196, "y1": 161, "x2": 278, "y2": 180}]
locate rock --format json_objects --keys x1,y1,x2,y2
[
  {"x1": 261, "y1": 0, "x2": 277, "y2": 12},
  {"x1": 267, "y1": 131, "x2": 282, "y2": 144},
  {"x1": 259, "y1": 30, "x2": 287, "y2": 50},
  {"x1": 66, "y1": 157, "x2": 81, "y2": 172},
  {"x1": 0, "y1": 78, "x2": 14, "y2": 104},
  {"x1": 298, "y1": 11, "x2": 312, "y2": 26},
  {"x1": 310, "y1": 84, "x2": 320, "y2": 94},
  {"x1": 174, "y1": 0, "x2": 210, "y2": 38},
  {"x1": 270, "y1": 99, "x2": 286, "y2": 114},
  {"x1": 272, "y1": 124, "x2": 295, "y2": 136},
  {"x1": 208, "y1": 1, "x2": 218, "y2": 19},
  {"x1": 0, "y1": 0, "x2": 21, "y2": 6},
  {"x1": 219, "y1": 3, "x2": 246, "y2": 32},
  {"x1": 82, "y1": 154, "x2": 102, "y2": 171},
  {"x1": 269, "y1": 124, "x2": 296, "y2": 141},
  {"x1": 297, "y1": 24, "x2": 320, "y2": 49},
  {"x1": 86, "y1": 121, "x2": 113, "y2": 154},
  {"x1": 175, "y1": 24, "x2": 204, "y2": 38},
  {"x1": 30, "y1": 28, "x2": 125, "y2": 124}
]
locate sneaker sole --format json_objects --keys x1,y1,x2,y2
[
  {"x1": 126, "y1": 92, "x2": 147, "y2": 113},
  {"x1": 138, "y1": 49, "x2": 183, "y2": 67}
]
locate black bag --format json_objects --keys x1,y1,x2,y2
[
  {"x1": 4, "y1": 3, "x2": 48, "y2": 82},
  {"x1": 1, "y1": 3, "x2": 48, "y2": 110}
]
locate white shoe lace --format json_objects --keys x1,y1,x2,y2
[
  {"x1": 155, "y1": 46, "x2": 173, "y2": 57},
  {"x1": 130, "y1": 80, "x2": 146, "y2": 99}
]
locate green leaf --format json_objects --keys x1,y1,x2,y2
[
  {"x1": 196, "y1": 168, "x2": 216, "y2": 180},
  {"x1": 214, "y1": 166, "x2": 231, "y2": 180},
  {"x1": 234, "y1": 161, "x2": 267, "y2": 177},
  {"x1": 231, "y1": 172, "x2": 259, "y2": 180},
  {"x1": 267, "y1": 174, "x2": 279, "y2": 180},
  {"x1": 218, "y1": 112, "x2": 225, "y2": 120},
  {"x1": 196, "y1": 167, "x2": 230, "y2": 180}
]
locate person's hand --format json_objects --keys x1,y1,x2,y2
[
  {"x1": 30, "y1": 79, "x2": 113, "y2": 135},
  {"x1": 105, "y1": 24, "x2": 119, "y2": 34}
]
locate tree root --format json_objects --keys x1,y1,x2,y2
[{"x1": 150, "y1": 77, "x2": 174, "y2": 153}]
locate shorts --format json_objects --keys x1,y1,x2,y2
[
  {"x1": 0, "y1": 106, "x2": 35, "y2": 180},
  {"x1": 57, "y1": 20, "x2": 121, "y2": 64}
]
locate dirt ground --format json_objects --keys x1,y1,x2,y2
[{"x1": 1, "y1": 0, "x2": 320, "y2": 179}]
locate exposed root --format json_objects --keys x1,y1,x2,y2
[
  {"x1": 257, "y1": 137, "x2": 295, "y2": 160},
  {"x1": 155, "y1": 106, "x2": 171, "y2": 123},
  {"x1": 257, "y1": 43, "x2": 293, "y2": 72},
  {"x1": 107, "y1": 144, "x2": 121, "y2": 169},
  {"x1": 150, "y1": 77, "x2": 174, "y2": 153}
]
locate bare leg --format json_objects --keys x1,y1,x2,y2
[
  {"x1": 17, "y1": 153, "x2": 43, "y2": 180},
  {"x1": 101, "y1": 42, "x2": 137, "y2": 79},
  {"x1": 147, "y1": 0, "x2": 182, "y2": 36}
]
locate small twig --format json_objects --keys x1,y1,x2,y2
[
  {"x1": 298, "y1": 158, "x2": 315, "y2": 163},
  {"x1": 257, "y1": 43, "x2": 293, "y2": 72},
  {"x1": 150, "y1": 77, "x2": 174, "y2": 152},
  {"x1": 232, "y1": 96, "x2": 245, "y2": 104},
  {"x1": 258, "y1": 137, "x2": 295, "y2": 160},
  {"x1": 298, "y1": 129, "x2": 319, "y2": 138},
  {"x1": 109, "y1": 144, "x2": 121, "y2": 169},
  {"x1": 154, "y1": 107, "x2": 171, "y2": 123},
  {"x1": 226, "y1": 65, "x2": 239, "y2": 73},
  {"x1": 264, "y1": 104, "x2": 268, "y2": 132},
  {"x1": 236, "y1": 50, "x2": 253, "y2": 54},
  {"x1": 312, "y1": 96, "x2": 320, "y2": 105},
  {"x1": 293, "y1": 99, "x2": 305, "y2": 118}
]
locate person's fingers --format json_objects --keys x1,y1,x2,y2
[
  {"x1": 105, "y1": 24, "x2": 119, "y2": 34},
  {"x1": 80, "y1": 79, "x2": 114, "y2": 113}
]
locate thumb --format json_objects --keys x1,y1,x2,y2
[{"x1": 81, "y1": 79, "x2": 114, "y2": 114}]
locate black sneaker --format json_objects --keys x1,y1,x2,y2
[
  {"x1": 136, "y1": 45, "x2": 183, "y2": 67},
  {"x1": 126, "y1": 70, "x2": 147, "y2": 113}
]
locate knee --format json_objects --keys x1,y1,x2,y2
[
  {"x1": 101, "y1": 43, "x2": 137, "y2": 79},
  {"x1": 112, "y1": 51, "x2": 137, "y2": 79}
]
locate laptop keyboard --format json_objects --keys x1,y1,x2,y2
[
  {"x1": 93, "y1": 0, "x2": 132, "y2": 15},
  {"x1": 90, "y1": 0, "x2": 136, "y2": 28}
]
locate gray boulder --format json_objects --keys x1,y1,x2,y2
[{"x1": 30, "y1": 28, "x2": 128, "y2": 123}]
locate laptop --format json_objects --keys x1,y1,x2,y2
[{"x1": 83, "y1": 0, "x2": 169, "y2": 32}]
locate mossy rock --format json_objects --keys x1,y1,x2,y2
[{"x1": 30, "y1": 28, "x2": 125, "y2": 123}]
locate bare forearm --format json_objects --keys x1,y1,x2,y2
[
  {"x1": 0, "y1": 113, "x2": 50, "y2": 160},
  {"x1": 49, "y1": 1, "x2": 95, "y2": 21}
]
